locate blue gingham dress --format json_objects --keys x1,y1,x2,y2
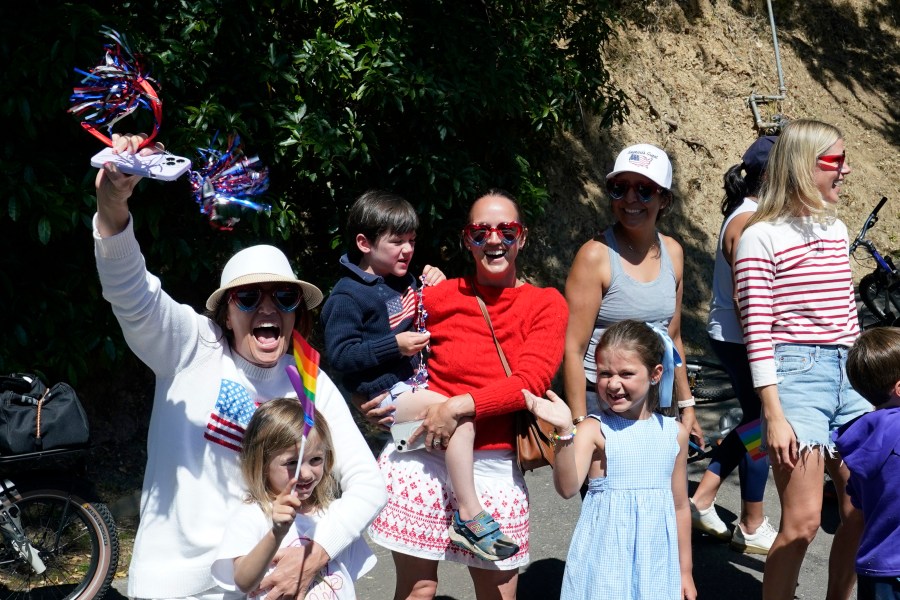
[{"x1": 561, "y1": 412, "x2": 681, "y2": 600}]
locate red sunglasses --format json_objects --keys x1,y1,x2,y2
[
  {"x1": 463, "y1": 222, "x2": 525, "y2": 247},
  {"x1": 817, "y1": 151, "x2": 846, "y2": 172}
]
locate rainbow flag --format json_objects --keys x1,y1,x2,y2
[
  {"x1": 287, "y1": 330, "x2": 320, "y2": 437},
  {"x1": 291, "y1": 330, "x2": 319, "y2": 403},
  {"x1": 736, "y1": 419, "x2": 766, "y2": 461}
]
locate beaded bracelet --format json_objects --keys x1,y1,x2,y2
[{"x1": 550, "y1": 426, "x2": 577, "y2": 448}]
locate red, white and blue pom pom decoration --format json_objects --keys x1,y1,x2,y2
[
  {"x1": 189, "y1": 134, "x2": 271, "y2": 230},
  {"x1": 68, "y1": 27, "x2": 162, "y2": 149}
]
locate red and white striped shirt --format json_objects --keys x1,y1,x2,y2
[{"x1": 734, "y1": 217, "x2": 859, "y2": 387}]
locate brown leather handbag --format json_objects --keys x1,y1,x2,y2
[{"x1": 474, "y1": 293, "x2": 554, "y2": 472}]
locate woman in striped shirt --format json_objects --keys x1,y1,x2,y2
[{"x1": 734, "y1": 119, "x2": 868, "y2": 600}]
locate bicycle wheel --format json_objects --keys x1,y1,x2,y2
[
  {"x1": 0, "y1": 489, "x2": 119, "y2": 600},
  {"x1": 686, "y1": 357, "x2": 735, "y2": 404},
  {"x1": 859, "y1": 272, "x2": 900, "y2": 327}
]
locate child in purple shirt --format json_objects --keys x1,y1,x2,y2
[{"x1": 834, "y1": 327, "x2": 900, "y2": 600}]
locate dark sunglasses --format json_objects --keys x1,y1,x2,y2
[
  {"x1": 463, "y1": 222, "x2": 524, "y2": 247},
  {"x1": 606, "y1": 179, "x2": 665, "y2": 202},
  {"x1": 817, "y1": 151, "x2": 846, "y2": 173},
  {"x1": 229, "y1": 286, "x2": 302, "y2": 313}
]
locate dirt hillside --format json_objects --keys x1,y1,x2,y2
[{"x1": 525, "y1": 0, "x2": 900, "y2": 353}]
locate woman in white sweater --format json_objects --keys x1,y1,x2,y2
[
  {"x1": 734, "y1": 119, "x2": 867, "y2": 600},
  {"x1": 93, "y1": 134, "x2": 386, "y2": 600}
]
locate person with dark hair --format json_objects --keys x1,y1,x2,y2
[
  {"x1": 358, "y1": 190, "x2": 568, "y2": 599},
  {"x1": 93, "y1": 134, "x2": 386, "y2": 600},
  {"x1": 563, "y1": 143, "x2": 702, "y2": 463},
  {"x1": 690, "y1": 135, "x2": 778, "y2": 554},
  {"x1": 524, "y1": 320, "x2": 696, "y2": 600},
  {"x1": 835, "y1": 327, "x2": 900, "y2": 600},
  {"x1": 322, "y1": 190, "x2": 520, "y2": 561}
]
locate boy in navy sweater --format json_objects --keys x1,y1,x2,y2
[
  {"x1": 834, "y1": 327, "x2": 900, "y2": 600},
  {"x1": 321, "y1": 190, "x2": 519, "y2": 560}
]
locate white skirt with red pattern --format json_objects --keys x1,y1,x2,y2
[{"x1": 367, "y1": 443, "x2": 530, "y2": 570}]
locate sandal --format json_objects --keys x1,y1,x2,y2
[{"x1": 448, "y1": 510, "x2": 519, "y2": 561}]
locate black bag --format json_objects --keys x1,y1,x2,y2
[{"x1": 0, "y1": 373, "x2": 90, "y2": 454}]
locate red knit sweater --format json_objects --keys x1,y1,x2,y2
[{"x1": 423, "y1": 277, "x2": 568, "y2": 450}]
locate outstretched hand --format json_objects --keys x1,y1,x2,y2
[{"x1": 522, "y1": 389, "x2": 573, "y2": 432}]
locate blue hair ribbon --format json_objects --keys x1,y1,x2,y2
[{"x1": 645, "y1": 322, "x2": 682, "y2": 408}]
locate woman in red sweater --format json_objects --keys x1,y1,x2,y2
[{"x1": 365, "y1": 190, "x2": 568, "y2": 599}]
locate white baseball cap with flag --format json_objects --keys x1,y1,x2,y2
[{"x1": 606, "y1": 143, "x2": 673, "y2": 190}]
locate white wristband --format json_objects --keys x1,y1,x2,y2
[{"x1": 677, "y1": 397, "x2": 696, "y2": 409}]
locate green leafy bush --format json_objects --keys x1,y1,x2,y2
[{"x1": 0, "y1": 0, "x2": 625, "y2": 383}]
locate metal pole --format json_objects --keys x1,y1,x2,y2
[{"x1": 747, "y1": 0, "x2": 786, "y2": 130}]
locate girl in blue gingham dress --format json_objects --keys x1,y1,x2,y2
[{"x1": 524, "y1": 320, "x2": 696, "y2": 600}]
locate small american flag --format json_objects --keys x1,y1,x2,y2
[
  {"x1": 628, "y1": 153, "x2": 652, "y2": 168},
  {"x1": 205, "y1": 379, "x2": 258, "y2": 452},
  {"x1": 386, "y1": 286, "x2": 417, "y2": 329}
]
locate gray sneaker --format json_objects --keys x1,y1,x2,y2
[
  {"x1": 690, "y1": 498, "x2": 730, "y2": 540},
  {"x1": 731, "y1": 517, "x2": 777, "y2": 555}
]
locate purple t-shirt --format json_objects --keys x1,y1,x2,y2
[{"x1": 833, "y1": 406, "x2": 900, "y2": 577}]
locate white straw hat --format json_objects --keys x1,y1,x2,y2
[
  {"x1": 205, "y1": 245, "x2": 323, "y2": 311},
  {"x1": 606, "y1": 143, "x2": 673, "y2": 190}
]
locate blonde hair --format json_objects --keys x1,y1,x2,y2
[
  {"x1": 240, "y1": 398, "x2": 338, "y2": 515},
  {"x1": 747, "y1": 119, "x2": 843, "y2": 228}
]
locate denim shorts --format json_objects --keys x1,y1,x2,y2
[{"x1": 767, "y1": 344, "x2": 871, "y2": 454}]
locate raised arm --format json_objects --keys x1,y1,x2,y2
[
  {"x1": 93, "y1": 134, "x2": 207, "y2": 376},
  {"x1": 563, "y1": 239, "x2": 609, "y2": 419}
]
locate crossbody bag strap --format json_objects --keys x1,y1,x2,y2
[{"x1": 474, "y1": 292, "x2": 512, "y2": 377}]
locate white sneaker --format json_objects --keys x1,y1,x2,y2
[
  {"x1": 731, "y1": 517, "x2": 777, "y2": 555},
  {"x1": 690, "y1": 498, "x2": 730, "y2": 540}
]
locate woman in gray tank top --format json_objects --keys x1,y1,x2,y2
[{"x1": 562, "y1": 143, "x2": 703, "y2": 443}]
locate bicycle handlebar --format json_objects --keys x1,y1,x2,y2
[{"x1": 852, "y1": 196, "x2": 889, "y2": 253}]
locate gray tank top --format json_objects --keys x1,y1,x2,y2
[{"x1": 583, "y1": 226, "x2": 677, "y2": 383}]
